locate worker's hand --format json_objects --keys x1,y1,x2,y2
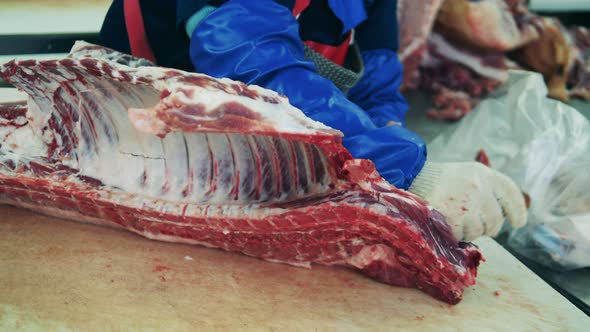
[{"x1": 409, "y1": 161, "x2": 527, "y2": 241}]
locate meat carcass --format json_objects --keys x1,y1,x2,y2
[
  {"x1": 434, "y1": 0, "x2": 541, "y2": 52},
  {"x1": 419, "y1": 32, "x2": 513, "y2": 120},
  {"x1": 398, "y1": 0, "x2": 522, "y2": 119},
  {"x1": 0, "y1": 42, "x2": 482, "y2": 304},
  {"x1": 398, "y1": 0, "x2": 445, "y2": 90},
  {"x1": 565, "y1": 26, "x2": 590, "y2": 100}
]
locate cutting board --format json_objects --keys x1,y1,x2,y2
[{"x1": 0, "y1": 205, "x2": 588, "y2": 331}]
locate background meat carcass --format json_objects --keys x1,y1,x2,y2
[{"x1": 398, "y1": 0, "x2": 590, "y2": 120}]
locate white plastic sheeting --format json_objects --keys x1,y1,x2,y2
[{"x1": 428, "y1": 70, "x2": 590, "y2": 270}]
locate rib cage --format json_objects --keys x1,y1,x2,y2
[
  {"x1": 92, "y1": 132, "x2": 332, "y2": 204},
  {"x1": 4, "y1": 49, "x2": 336, "y2": 205},
  {"x1": 70, "y1": 86, "x2": 333, "y2": 204}
]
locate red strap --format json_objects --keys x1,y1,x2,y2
[
  {"x1": 293, "y1": 0, "x2": 350, "y2": 66},
  {"x1": 124, "y1": 0, "x2": 157, "y2": 63},
  {"x1": 304, "y1": 33, "x2": 351, "y2": 66},
  {"x1": 293, "y1": 0, "x2": 311, "y2": 16}
]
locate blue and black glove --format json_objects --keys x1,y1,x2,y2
[{"x1": 186, "y1": 0, "x2": 426, "y2": 189}]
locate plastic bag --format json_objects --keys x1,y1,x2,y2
[{"x1": 427, "y1": 70, "x2": 590, "y2": 270}]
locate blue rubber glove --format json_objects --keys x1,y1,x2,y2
[
  {"x1": 188, "y1": 0, "x2": 426, "y2": 189},
  {"x1": 348, "y1": 49, "x2": 409, "y2": 127}
]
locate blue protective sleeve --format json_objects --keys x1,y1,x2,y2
[
  {"x1": 347, "y1": 49, "x2": 409, "y2": 127},
  {"x1": 188, "y1": 0, "x2": 426, "y2": 188},
  {"x1": 343, "y1": 126, "x2": 426, "y2": 189}
]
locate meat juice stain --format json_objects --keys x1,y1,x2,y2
[
  {"x1": 475, "y1": 149, "x2": 491, "y2": 167},
  {"x1": 36, "y1": 246, "x2": 65, "y2": 259},
  {"x1": 153, "y1": 265, "x2": 171, "y2": 273},
  {"x1": 337, "y1": 276, "x2": 358, "y2": 289},
  {"x1": 295, "y1": 281, "x2": 307, "y2": 288},
  {"x1": 153, "y1": 265, "x2": 172, "y2": 282}
]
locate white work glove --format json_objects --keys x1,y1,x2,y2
[{"x1": 409, "y1": 161, "x2": 528, "y2": 241}]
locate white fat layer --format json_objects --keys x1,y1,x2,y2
[
  {"x1": 346, "y1": 244, "x2": 391, "y2": 269},
  {"x1": 120, "y1": 64, "x2": 339, "y2": 137},
  {"x1": 428, "y1": 33, "x2": 509, "y2": 82},
  {"x1": 399, "y1": 39, "x2": 424, "y2": 61},
  {"x1": 367, "y1": 202, "x2": 399, "y2": 216},
  {"x1": 26, "y1": 99, "x2": 53, "y2": 142},
  {"x1": 0, "y1": 123, "x2": 48, "y2": 158}
]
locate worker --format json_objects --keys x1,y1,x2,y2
[{"x1": 99, "y1": 0, "x2": 527, "y2": 241}]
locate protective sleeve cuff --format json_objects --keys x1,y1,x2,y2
[
  {"x1": 185, "y1": 5, "x2": 217, "y2": 38},
  {"x1": 408, "y1": 161, "x2": 443, "y2": 198}
]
